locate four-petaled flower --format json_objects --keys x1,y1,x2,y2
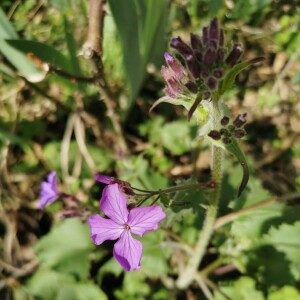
[
  {"x1": 88, "y1": 183, "x2": 166, "y2": 271},
  {"x1": 39, "y1": 171, "x2": 59, "y2": 210}
]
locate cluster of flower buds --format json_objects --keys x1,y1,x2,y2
[
  {"x1": 208, "y1": 113, "x2": 247, "y2": 144},
  {"x1": 161, "y1": 17, "x2": 243, "y2": 104}
]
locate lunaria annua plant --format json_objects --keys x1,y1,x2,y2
[{"x1": 39, "y1": 17, "x2": 264, "y2": 289}]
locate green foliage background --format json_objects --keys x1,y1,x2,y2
[{"x1": 0, "y1": 0, "x2": 299, "y2": 299}]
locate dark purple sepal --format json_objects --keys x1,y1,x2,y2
[
  {"x1": 203, "y1": 48, "x2": 217, "y2": 66},
  {"x1": 186, "y1": 54, "x2": 201, "y2": 79},
  {"x1": 190, "y1": 33, "x2": 202, "y2": 50},
  {"x1": 225, "y1": 43, "x2": 243, "y2": 67},
  {"x1": 185, "y1": 80, "x2": 198, "y2": 93},
  {"x1": 207, "y1": 76, "x2": 217, "y2": 90},
  {"x1": 170, "y1": 37, "x2": 193, "y2": 57},
  {"x1": 209, "y1": 18, "x2": 219, "y2": 42}
]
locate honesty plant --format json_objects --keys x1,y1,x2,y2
[{"x1": 38, "y1": 17, "x2": 265, "y2": 292}]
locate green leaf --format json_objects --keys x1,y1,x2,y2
[
  {"x1": 215, "y1": 277, "x2": 264, "y2": 300},
  {"x1": 7, "y1": 39, "x2": 72, "y2": 72},
  {"x1": 0, "y1": 8, "x2": 45, "y2": 82},
  {"x1": 34, "y1": 219, "x2": 93, "y2": 280},
  {"x1": 268, "y1": 286, "x2": 300, "y2": 300},
  {"x1": 19, "y1": 268, "x2": 108, "y2": 300},
  {"x1": 21, "y1": 268, "x2": 76, "y2": 300},
  {"x1": 219, "y1": 57, "x2": 265, "y2": 96},
  {"x1": 139, "y1": 230, "x2": 170, "y2": 277},
  {"x1": 247, "y1": 245, "x2": 295, "y2": 288},
  {"x1": 224, "y1": 138, "x2": 249, "y2": 197},
  {"x1": 150, "y1": 96, "x2": 209, "y2": 124},
  {"x1": 264, "y1": 222, "x2": 300, "y2": 279},
  {"x1": 160, "y1": 120, "x2": 193, "y2": 155},
  {"x1": 108, "y1": 0, "x2": 168, "y2": 107},
  {"x1": 114, "y1": 271, "x2": 150, "y2": 300}
]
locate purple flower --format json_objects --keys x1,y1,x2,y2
[
  {"x1": 39, "y1": 171, "x2": 59, "y2": 210},
  {"x1": 88, "y1": 183, "x2": 166, "y2": 271}
]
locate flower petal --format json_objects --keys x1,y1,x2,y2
[
  {"x1": 94, "y1": 174, "x2": 112, "y2": 184},
  {"x1": 113, "y1": 230, "x2": 142, "y2": 271},
  {"x1": 47, "y1": 171, "x2": 58, "y2": 193},
  {"x1": 87, "y1": 214, "x2": 123, "y2": 245},
  {"x1": 100, "y1": 184, "x2": 129, "y2": 224},
  {"x1": 39, "y1": 194, "x2": 57, "y2": 210},
  {"x1": 128, "y1": 206, "x2": 166, "y2": 237}
]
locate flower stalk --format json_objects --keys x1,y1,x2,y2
[{"x1": 177, "y1": 98, "x2": 224, "y2": 289}]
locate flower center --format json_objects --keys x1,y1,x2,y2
[{"x1": 123, "y1": 224, "x2": 130, "y2": 230}]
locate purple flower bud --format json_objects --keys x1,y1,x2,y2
[
  {"x1": 233, "y1": 113, "x2": 247, "y2": 128},
  {"x1": 209, "y1": 39, "x2": 218, "y2": 50},
  {"x1": 208, "y1": 130, "x2": 221, "y2": 140},
  {"x1": 190, "y1": 33, "x2": 202, "y2": 50},
  {"x1": 234, "y1": 129, "x2": 246, "y2": 138},
  {"x1": 203, "y1": 48, "x2": 217, "y2": 66},
  {"x1": 220, "y1": 128, "x2": 227, "y2": 135},
  {"x1": 221, "y1": 116, "x2": 230, "y2": 125},
  {"x1": 219, "y1": 29, "x2": 224, "y2": 46},
  {"x1": 209, "y1": 18, "x2": 219, "y2": 42},
  {"x1": 203, "y1": 91, "x2": 211, "y2": 100},
  {"x1": 213, "y1": 68, "x2": 224, "y2": 79},
  {"x1": 161, "y1": 66, "x2": 173, "y2": 82},
  {"x1": 164, "y1": 52, "x2": 184, "y2": 80},
  {"x1": 202, "y1": 26, "x2": 208, "y2": 45},
  {"x1": 200, "y1": 65, "x2": 209, "y2": 78},
  {"x1": 185, "y1": 80, "x2": 198, "y2": 93},
  {"x1": 217, "y1": 47, "x2": 227, "y2": 62},
  {"x1": 166, "y1": 77, "x2": 181, "y2": 95},
  {"x1": 207, "y1": 76, "x2": 217, "y2": 90},
  {"x1": 194, "y1": 50, "x2": 202, "y2": 62},
  {"x1": 163, "y1": 87, "x2": 177, "y2": 98},
  {"x1": 222, "y1": 137, "x2": 232, "y2": 144},
  {"x1": 170, "y1": 37, "x2": 193, "y2": 58},
  {"x1": 226, "y1": 43, "x2": 243, "y2": 67},
  {"x1": 186, "y1": 54, "x2": 201, "y2": 79}
]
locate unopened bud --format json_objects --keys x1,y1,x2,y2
[
  {"x1": 209, "y1": 18, "x2": 219, "y2": 41},
  {"x1": 194, "y1": 50, "x2": 202, "y2": 62},
  {"x1": 186, "y1": 54, "x2": 201, "y2": 79},
  {"x1": 217, "y1": 47, "x2": 227, "y2": 62},
  {"x1": 185, "y1": 80, "x2": 198, "y2": 93},
  {"x1": 204, "y1": 48, "x2": 217, "y2": 66},
  {"x1": 221, "y1": 116, "x2": 230, "y2": 125},
  {"x1": 200, "y1": 66, "x2": 209, "y2": 78},
  {"x1": 163, "y1": 87, "x2": 176, "y2": 98},
  {"x1": 207, "y1": 77, "x2": 217, "y2": 90},
  {"x1": 170, "y1": 37, "x2": 193, "y2": 58},
  {"x1": 164, "y1": 52, "x2": 184, "y2": 80},
  {"x1": 208, "y1": 130, "x2": 221, "y2": 140},
  {"x1": 219, "y1": 29, "x2": 224, "y2": 46},
  {"x1": 226, "y1": 43, "x2": 243, "y2": 67},
  {"x1": 213, "y1": 68, "x2": 224, "y2": 79},
  {"x1": 190, "y1": 33, "x2": 202, "y2": 50},
  {"x1": 202, "y1": 26, "x2": 208, "y2": 45},
  {"x1": 233, "y1": 113, "x2": 247, "y2": 128},
  {"x1": 203, "y1": 91, "x2": 211, "y2": 100},
  {"x1": 234, "y1": 129, "x2": 246, "y2": 138},
  {"x1": 222, "y1": 137, "x2": 232, "y2": 144}
]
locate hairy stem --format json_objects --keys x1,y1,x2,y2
[{"x1": 176, "y1": 99, "x2": 223, "y2": 289}]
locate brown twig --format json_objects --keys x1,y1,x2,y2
[
  {"x1": 49, "y1": 65, "x2": 97, "y2": 83},
  {"x1": 214, "y1": 191, "x2": 300, "y2": 229},
  {"x1": 82, "y1": 0, "x2": 128, "y2": 155}
]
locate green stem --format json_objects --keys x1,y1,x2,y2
[
  {"x1": 136, "y1": 182, "x2": 209, "y2": 207},
  {"x1": 176, "y1": 99, "x2": 224, "y2": 289}
]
